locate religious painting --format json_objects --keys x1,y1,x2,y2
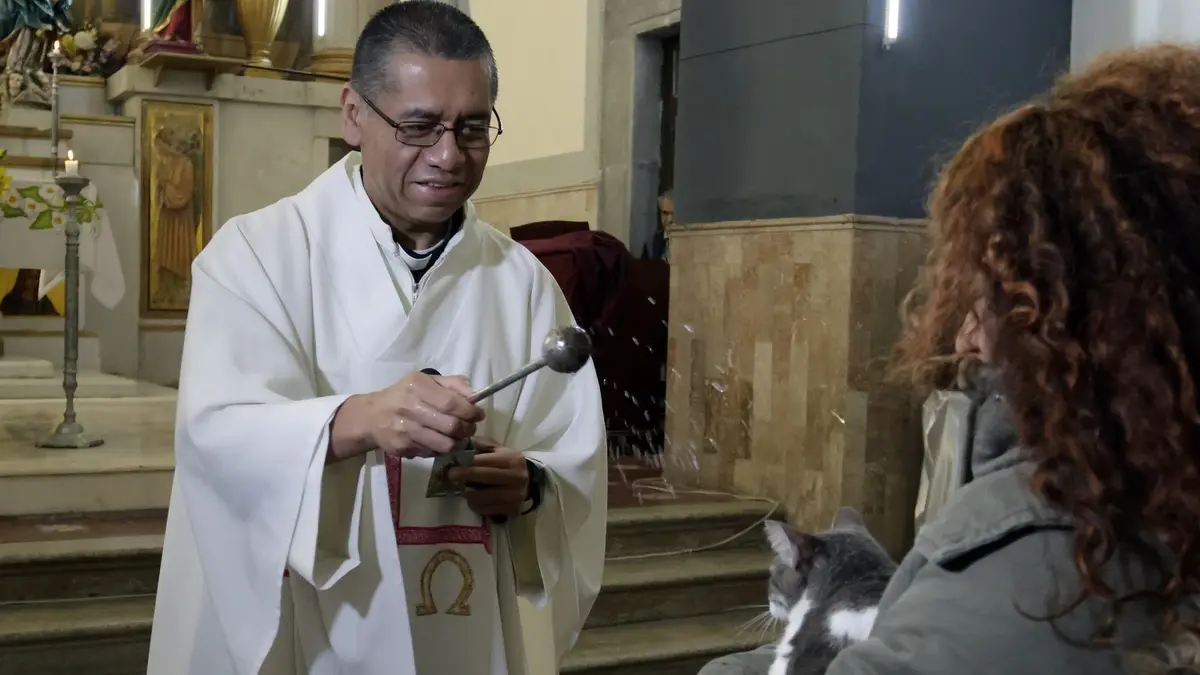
[{"x1": 140, "y1": 99, "x2": 214, "y2": 318}]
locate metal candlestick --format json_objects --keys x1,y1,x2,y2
[
  {"x1": 36, "y1": 174, "x2": 103, "y2": 449},
  {"x1": 49, "y1": 45, "x2": 59, "y2": 167}
]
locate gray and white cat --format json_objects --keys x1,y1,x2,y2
[{"x1": 764, "y1": 507, "x2": 897, "y2": 675}]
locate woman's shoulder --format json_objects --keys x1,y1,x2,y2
[
  {"x1": 913, "y1": 461, "x2": 1072, "y2": 568},
  {"x1": 831, "y1": 463, "x2": 1164, "y2": 675}
]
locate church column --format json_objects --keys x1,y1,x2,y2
[
  {"x1": 663, "y1": 0, "x2": 1071, "y2": 556},
  {"x1": 311, "y1": 0, "x2": 377, "y2": 78}
]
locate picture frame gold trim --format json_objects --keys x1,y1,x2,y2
[{"x1": 139, "y1": 99, "x2": 215, "y2": 319}]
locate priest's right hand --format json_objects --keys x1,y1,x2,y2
[{"x1": 327, "y1": 372, "x2": 486, "y2": 462}]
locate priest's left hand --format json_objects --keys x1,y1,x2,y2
[{"x1": 448, "y1": 438, "x2": 529, "y2": 519}]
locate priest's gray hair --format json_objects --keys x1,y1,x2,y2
[{"x1": 350, "y1": 0, "x2": 499, "y2": 103}]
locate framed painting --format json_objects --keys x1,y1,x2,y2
[{"x1": 140, "y1": 99, "x2": 214, "y2": 318}]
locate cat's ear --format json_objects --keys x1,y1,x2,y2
[
  {"x1": 764, "y1": 520, "x2": 802, "y2": 567},
  {"x1": 831, "y1": 506, "x2": 867, "y2": 532}
]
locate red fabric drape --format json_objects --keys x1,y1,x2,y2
[{"x1": 515, "y1": 224, "x2": 668, "y2": 454}]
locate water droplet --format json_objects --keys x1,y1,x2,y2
[
  {"x1": 683, "y1": 324, "x2": 695, "y2": 334},
  {"x1": 710, "y1": 381, "x2": 726, "y2": 393},
  {"x1": 832, "y1": 410, "x2": 846, "y2": 424},
  {"x1": 647, "y1": 296, "x2": 657, "y2": 305},
  {"x1": 632, "y1": 337, "x2": 640, "y2": 346}
]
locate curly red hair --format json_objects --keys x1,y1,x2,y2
[{"x1": 896, "y1": 45, "x2": 1200, "y2": 640}]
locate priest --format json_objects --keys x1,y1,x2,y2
[{"x1": 145, "y1": 2, "x2": 607, "y2": 674}]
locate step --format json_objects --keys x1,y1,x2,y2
[
  {"x1": 0, "y1": 332, "x2": 101, "y2": 372},
  {"x1": 606, "y1": 499, "x2": 778, "y2": 558},
  {"x1": 0, "y1": 595, "x2": 153, "y2": 675},
  {"x1": 0, "y1": 355, "x2": 54, "y2": 379},
  {"x1": 587, "y1": 549, "x2": 770, "y2": 629},
  {"x1": 0, "y1": 136, "x2": 68, "y2": 162},
  {"x1": 0, "y1": 397, "x2": 176, "y2": 516},
  {"x1": 0, "y1": 372, "x2": 177, "y2": 399},
  {"x1": 563, "y1": 609, "x2": 775, "y2": 675},
  {"x1": 0, "y1": 125, "x2": 74, "y2": 140},
  {"x1": 0, "y1": 510, "x2": 166, "y2": 603}
]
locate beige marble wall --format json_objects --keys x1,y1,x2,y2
[
  {"x1": 473, "y1": 184, "x2": 597, "y2": 233},
  {"x1": 664, "y1": 215, "x2": 928, "y2": 556}
]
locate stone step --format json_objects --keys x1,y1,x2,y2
[
  {"x1": 606, "y1": 499, "x2": 777, "y2": 558},
  {"x1": 0, "y1": 396, "x2": 176, "y2": 516},
  {"x1": 0, "y1": 372, "x2": 177, "y2": 399},
  {"x1": 562, "y1": 609, "x2": 774, "y2": 675},
  {"x1": 0, "y1": 331, "x2": 101, "y2": 372},
  {"x1": 0, "y1": 595, "x2": 153, "y2": 675},
  {"x1": 0, "y1": 512, "x2": 164, "y2": 603},
  {"x1": 0, "y1": 124, "x2": 74, "y2": 140},
  {"x1": 0, "y1": 355, "x2": 54, "y2": 379},
  {"x1": 587, "y1": 548, "x2": 770, "y2": 629}
]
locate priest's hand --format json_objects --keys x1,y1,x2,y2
[
  {"x1": 447, "y1": 438, "x2": 530, "y2": 519},
  {"x1": 328, "y1": 372, "x2": 485, "y2": 461}
]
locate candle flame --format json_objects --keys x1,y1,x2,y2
[
  {"x1": 67, "y1": 150, "x2": 74, "y2": 161},
  {"x1": 53, "y1": 40, "x2": 60, "y2": 53}
]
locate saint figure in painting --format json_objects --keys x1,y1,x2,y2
[{"x1": 150, "y1": 125, "x2": 197, "y2": 309}]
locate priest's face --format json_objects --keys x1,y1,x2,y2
[{"x1": 342, "y1": 52, "x2": 493, "y2": 231}]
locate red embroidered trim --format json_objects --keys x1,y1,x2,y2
[
  {"x1": 388, "y1": 453, "x2": 492, "y2": 554},
  {"x1": 396, "y1": 525, "x2": 493, "y2": 554},
  {"x1": 281, "y1": 455, "x2": 492, "y2": 579}
]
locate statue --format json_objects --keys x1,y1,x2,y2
[
  {"x1": 130, "y1": 0, "x2": 203, "y2": 59},
  {"x1": 0, "y1": 0, "x2": 72, "y2": 108}
]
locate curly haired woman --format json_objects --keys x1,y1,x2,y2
[{"x1": 823, "y1": 45, "x2": 1200, "y2": 675}]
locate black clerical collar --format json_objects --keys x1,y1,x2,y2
[{"x1": 392, "y1": 208, "x2": 464, "y2": 257}]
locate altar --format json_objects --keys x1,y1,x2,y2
[{"x1": 0, "y1": 174, "x2": 125, "y2": 314}]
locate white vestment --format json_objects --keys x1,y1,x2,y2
[{"x1": 146, "y1": 154, "x2": 608, "y2": 675}]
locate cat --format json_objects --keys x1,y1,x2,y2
[{"x1": 764, "y1": 507, "x2": 898, "y2": 675}]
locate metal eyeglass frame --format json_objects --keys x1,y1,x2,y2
[{"x1": 359, "y1": 94, "x2": 503, "y2": 149}]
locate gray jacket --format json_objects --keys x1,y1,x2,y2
[{"x1": 826, "y1": 370, "x2": 1162, "y2": 675}]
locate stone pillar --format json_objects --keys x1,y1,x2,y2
[
  {"x1": 311, "y1": 0, "x2": 378, "y2": 78},
  {"x1": 664, "y1": 0, "x2": 1071, "y2": 556}
]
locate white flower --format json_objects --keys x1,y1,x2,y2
[
  {"x1": 22, "y1": 198, "x2": 46, "y2": 218},
  {"x1": 38, "y1": 184, "x2": 64, "y2": 207},
  {"x1": 1, "y1": 190, "x2": 19, "y2": 207},
  {"x1": 74, "y1": 31, "x2": 96, "y2": 51},
  {"x1": 50, "y1": 211, "x2": 66, "y2": 230}
]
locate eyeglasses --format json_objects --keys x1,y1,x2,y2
[{"x1": 359, "y1": 94, "x2": 503, "y2": 149}]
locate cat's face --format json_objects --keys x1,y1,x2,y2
[{"x1": 764, "y1": 507, "x2": 892, "y2": 621}]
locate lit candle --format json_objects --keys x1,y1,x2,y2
[
  {"x1": 64, "y1": 149, "x2": 78, "y2": 176},
  {"x1": 52, "y1": 39, "x2": 60, "y2": 56}
]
